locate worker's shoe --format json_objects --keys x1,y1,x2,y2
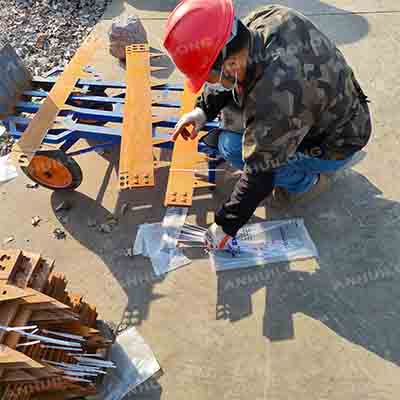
[{"x1": 271, "y1": 173, "x2": 331, "y2": 209}]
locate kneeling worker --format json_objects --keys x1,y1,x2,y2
[{"x1": 163, "y1": 1, "x2": 372, "y2": 253}]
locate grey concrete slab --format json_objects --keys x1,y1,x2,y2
[
  {"x1": 2, "y1": 2, "x2": 400, "y2": 400},
  {"x1": 112, "y1": 0, "x2": 400, "y2": 49},
  {"x1": 88, "y1": 0, "x2": 391, "y2": 83},
  {"x1": 120, "y1": 0, "x2": 400, "y2": 15},
  {"x1": 234, "y1": 0, "x2": 400, "y2": 17}
]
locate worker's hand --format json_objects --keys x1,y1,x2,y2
[
  {"x1": 204, "y1": 223, "x2": 240, "y2": 256},
  {"x1": 172, "y1": 108, "x2": 207, "y2": 141}
]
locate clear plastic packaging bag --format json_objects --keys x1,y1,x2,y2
[
  {"x1": 100, "y1": 327, "x2": 160, "y2": 400},
  {"x1": 134, "y1": 208, "x2": 191, "y2": 276},
  {"x1": 0, "y1": 155, "x2": 18, "y2": 185},
  {"x1": 209, "y1": 218, "x2": 318, "y2": 272}
]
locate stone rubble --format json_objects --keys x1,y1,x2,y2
[
  {"x1": 0, "y1": 0, "x2": 111, "y2": 77},
  {"x1": 0, "y1": 0, "x2": 111, "y2": 154},
  {"x1": 109, "y1": 14, "x2": 148, "y2": 60}
]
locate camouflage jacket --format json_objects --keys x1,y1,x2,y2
[{"x1": 197, "y1": 5, "x2": 372, "y2": 175}]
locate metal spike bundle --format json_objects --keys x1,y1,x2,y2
[
  {"x1": 0, "y1": 249, "x2": 114, "y2": 400},
  {"x1": 177, "y1": 223, "x2": 207, "y2": 248}
]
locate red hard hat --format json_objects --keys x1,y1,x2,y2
[{"x1": 163, "y1": 0, "x2": 235, "y2": 93}]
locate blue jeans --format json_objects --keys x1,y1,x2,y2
[{"x1": 218, "y1": 130, "x2": 352, "y2": 193}]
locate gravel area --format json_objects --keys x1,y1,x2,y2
[
  {"x1": 0, "y1": 0, "x2": 111, "y2": 76},
  {"x1": 0, "y1": 0, "x2": 112, "y2": 155}
]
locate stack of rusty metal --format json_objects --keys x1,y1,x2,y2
[{"x1": 0, "y1": 249, "x2": 114, "y2": 400}]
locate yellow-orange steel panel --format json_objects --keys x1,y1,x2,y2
[{"x1": 119, "y1": 44, "x2": 155, "y2": 190}]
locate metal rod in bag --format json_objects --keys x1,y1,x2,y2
[
  {"x1": 180, "y1": 226, "x2": 205, "y2": 234},
  {"x1": 178, "y1": 243, "x2": 207, "y2": 249},
  {"x1": 183, "y1": 223, "x2": 207, "y2": 232},
  {"x1": 42, "y1": 329, "x2": 85, "y2": 342},
  {"x1": 64, "y1": 376, "x2": 92, "y2": 383},
  {"x1": 178, "y1": 239, "x2": 205, "y2": 243},
  {"x1": 180, "y1": 229, "x2": 205, "y2": 237},
  {"x1": 16, "y1": 340, "x2": 40, "y2": 348},
  {"x1": 63, "y1": 370, "x2": 98, "y2": 377},
  {"x1": 0, "y1": 326, "x2": 82, "y2": 348},
  {"x1": 179, "y1": 233, "x2": 205, "y2": 242},
  {"x1": 67, "y1": 353, "x2": 103, "y2": 358},
  {"x1": 40, "y1": 344, "x2": 83, "y2": 351},
  {"x1": 72, "y1": 356, "x2": 116, "y2": 368}
]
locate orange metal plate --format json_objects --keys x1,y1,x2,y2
[
  {"x1": 0, "y1": 345, "x2": 44, "y2": 368},
  {"x1": 12, "y1": 252, "x2": 41, "y2": 289},
  {"x1": 0, "y1": 250, "x2": 23, "y2": 283},
  {"x1": 11, "y1": 36, "x2": 97, "y2": 167},
  {"x1": 164, "y1": 82, "x2": 202, "y2": 207},
  {"x1": 4, "y1": 305, "x2": 33, "y2": 349},
  {"x1": 0, "y1": 285, "x2": 32, "y2": 302},
  {"x1": 119, "y1": 44, "x2": 155, "y2": 190},
  {"x1": 28, "y1": 257, "x2": 54, "y2": 292}
]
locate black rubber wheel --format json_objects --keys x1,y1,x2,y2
[{"x1": 21, "y1": 150, "x2": 83, "y2": 191}]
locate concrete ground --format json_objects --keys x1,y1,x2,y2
[{"x1": 2, "y1": 0, "x2": 400, "y2": 399}]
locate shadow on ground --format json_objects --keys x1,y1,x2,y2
[
  {"x1": 50, "y1": 148, "x2": 215, "y2": 326},
  {"x1": 236, "y1": 0, "x2": 370, "y2": 45},
  {"x1": 217, "y1": 169, "x2": 400, "y2": 368},
  {"x1": 50, "y1": 150, "x2": 400, "y2": 370}
]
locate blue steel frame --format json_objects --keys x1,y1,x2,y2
[{"x1": 2, "y1": 77, "x2": 225, "y2": 184}]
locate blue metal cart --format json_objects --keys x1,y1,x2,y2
[{"x1": 2, "y1": 75, "x2": 222, "y2": 190}]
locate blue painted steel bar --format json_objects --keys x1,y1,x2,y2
[
  {"x1": 5, "y1": 116, "x2": 121, "y2": 143},
  {"x1": 6, "y1": 114, "x2": 219, "y2": 156},
  {"x1": 32, "y1": 77, "x2": 185, "y2": 92},
  {"x1": 22, "y1": 92, "x2": 182, "y2": 109},
  {"x1": 152, "y1": 101, "x2": 180, "y2": 108},
  {"x1": 151, "y1": 83, "x2": 184, "y2": 91},
  {"x1": 114, "y1": 103, "x2": 123, "y2": 114},
  {"x1": 13, "y1": 103, "x2": 220, "y2": 131},
  {"x1": 6, "y1": 127, "x2": 73, "y2": 144},
  {"x1": 6, "y1": 116, "x2": 172, "y2": 141},
  {"x1": 4, "y1": 75, "x2": 223, "y2": 185},
  {"x1": 5, "y1": 120, "x2": 221, "y2": 184},
  {"x1": 59, "y1": 135, "x2": 80, "y2": 153},
  {"x1": 24, "y1": 90, "x2": 126, "y2": 104},
  {"x1": 16, "y1": 101, "x2": 124, "y2": 123},
  {"x1": 154, "y1": 118, "x2": 219, "y2": 130}
]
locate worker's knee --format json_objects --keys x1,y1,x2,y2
[{"x1": 217, "y1": 131, "x2": 244, "y2": 169}]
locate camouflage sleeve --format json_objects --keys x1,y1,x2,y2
[
  {"x1": 195, "y1": 86, "x2": 233, "y2": 121},
  {"x1": 242, "y1": 71, "x2": 315, "y2": 174}
]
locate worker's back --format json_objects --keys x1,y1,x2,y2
[{"x1": 242, "y1": 5, "x2": 371, "y2": 160}]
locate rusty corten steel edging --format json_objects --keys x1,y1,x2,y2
[
  {"x1": 164, "y1": 83, "x2": 216, "y2": 206},
  {"x1": 11, "y1": 36, "x2": 97, "y2": 167},
  {"x1": 119, "y1": 44, "x2": 155, "y2": 189}
]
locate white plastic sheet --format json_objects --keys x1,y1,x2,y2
[
  {"x1": 209, "y1": 218, "x2": 318, "y2": 272},
  {"x1": 100, "y1": 327, "x2": 161, "y2": 400},
  {"x1": 134, "y1": 208, "x2": 191, "y2": 276},
  {"x1": 0, "y1": 154, "x2": 18, "y2": 185}
]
